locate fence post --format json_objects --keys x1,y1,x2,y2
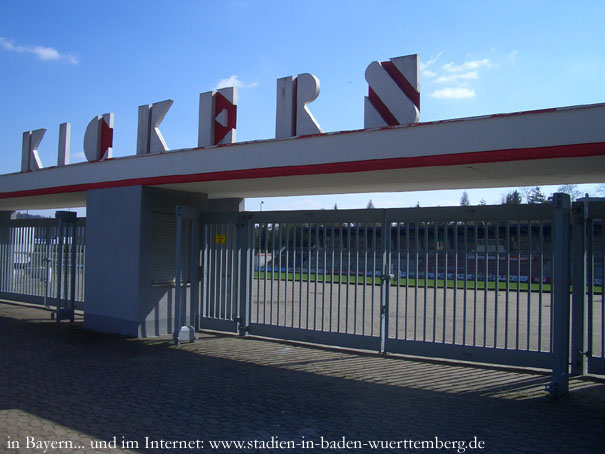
[
  {"x1": 69, "y1": 221, "x2": 77, "y2": 317},
  {"x1": 190, "y1": 215, "x2": 201, "y2": 331},
  {"x1": 173, "y1": 207, "x2": 184, "y2": 344},
  {"x1": 570, "y1": 200, "x2": 587, "y2": 376},
  {"x1": 549, "y1": 193, "x2": 571, "y2": 397},
  {"x1": 54, "y1": 211, "x2": 77, "y2": 323},
  {"x1": 238, "y1": 214, "x2": 252, "y2": 336},
  {"x1": 173, "y1": 206, "x2": 195, "y2": 344},
  {"x1": 379, "y1": 210, "x2": 392, "y2": 355},
  {"x1": 0, "y1": 213, "x2": 14, "y2": 295}
]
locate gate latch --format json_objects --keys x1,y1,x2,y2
[{"x1": 380, "y1": 271, "x2": 395, "y2": 283}]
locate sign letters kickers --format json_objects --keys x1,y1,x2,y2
[{"x1": 17, "y1": 54, "x2": 419, "y2": 172}]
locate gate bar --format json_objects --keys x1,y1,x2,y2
[
  {"x1": 549, "y1": 193, "x2": 571, "y2": 397},
  {"x1": 238, "y1": 214, "x2": 252, "y2": 335},
  {"x1": 570, "y1": 199, "x2": 587, "y2": 375},
  {"x1": 53, "y1": 211, "x2": 77, "y2": 323}
]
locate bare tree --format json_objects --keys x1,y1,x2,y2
[
  {"x1": 557, "y1": 184, "x2": 583, "y2": 201},
  {"x1": 519, "y1": 186, "x2": 533, "y2": 203}
]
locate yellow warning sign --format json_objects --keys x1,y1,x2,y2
[{"x1": 215, "y1": 234, "x2": 226, "y2": 244}]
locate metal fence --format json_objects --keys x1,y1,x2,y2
[
  {"x1": 3, "y1": 198, "x2": 601, "y2": 391},
  {"x1": 0, "y1": 216, "x2": 86, "y2": 309},
  {"x1": 572, "y1": 199, "x2": 605, "y2": 375},
  {"x1": 199, "y1": 203, "x2": 573, "y2": 371}
]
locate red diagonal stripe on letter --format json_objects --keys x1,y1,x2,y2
[
  {"x1": 381, "y1": 60, "x2": 420, "y2": 110},
  {"x1": 369, "y1": 87, "x2": 398, "y2": 126}
]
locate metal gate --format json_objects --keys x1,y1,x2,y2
[
  {"x1": 198, "y1": 212, "x2": 250, "y2": 334},
  {"x1": 571, "y1": 198, "x2": 605, "y2": 376},
  {"x1": 384, "y1": 204, "x2": 562, "y2": 369},
  {"x1": 197, "y1": 200, "x2": 576, "y2": 375},
  {"x1": 0, "y1": 212, "x2": 85, "y2": 312},
  {"x1": 250, "y1": 209, "x2": 383, "y2": 352}
]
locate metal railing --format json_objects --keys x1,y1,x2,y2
[{"x1": 0, "y1": 217, "x2": 86, "y2": 309}]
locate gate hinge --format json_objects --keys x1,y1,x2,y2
[{"x1": 237, "y1": 317, "x2": 249, "y2": 336}]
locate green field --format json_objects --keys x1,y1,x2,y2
[{"x1": 254, "y1": 271, "x2": 602, "y2": 294}]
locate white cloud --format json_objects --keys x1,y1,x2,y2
[
  {"x1": 442, "y1": 58, "x2": 490, "y2": 73},
  {"x1": 0, "y1": 37, "x2": 78, "y2": 65},
  {"x1": 424, "y1": 56, "x2": 493, "y2": 99},
  {"x1": 419, "y1": 52, "x2": 442, "y2": 71},
  {"x1": 32, "y1": 45, "x2": 61, "y2": 61},
  {"x1": 430, "y1": 87, "x2": 475, "y2": 99},
  {"x1": 507, "y1": 50, "x2": 518, "y2": 62},
  {"x1": 434, "y1": 71, "x2": 478, "y2": 84},
  {"x1": 215, "y1": 75, "x2": 257, "y2": 89},
  {"x1": 423, "y1": 69, "x2": 437, "y2": 77}
]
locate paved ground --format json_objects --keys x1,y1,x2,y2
[{"x1": 1, "y1": 301, "x2": 604, "y2": 453}]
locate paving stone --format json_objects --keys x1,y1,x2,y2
[{"x1": 1, "y1": 301, "x2": 604, "y2": 453}]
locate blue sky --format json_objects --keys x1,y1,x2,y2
[{"x1": 1, "y1": 0, "x2": 604, "y2": 212}]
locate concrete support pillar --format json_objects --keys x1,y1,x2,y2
[
  {"x1": 208, "y1": 198, "x2": 244, "y2": 213},
  {"x1": 0, "y1": 211, "x2": 15, "y2": 222},
  {"x1": 84, "y1": 186, "x2": 207, "y2": 337},
  {"x1": 84, "y1": 186, "x2": 144, "y2": 335}
]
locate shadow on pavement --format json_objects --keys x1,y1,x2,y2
[{"x1": 1, "y1": 303, "x2": 604, "y2": 453}]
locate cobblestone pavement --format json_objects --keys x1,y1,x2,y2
[{"x1": 1, "y1": 301, "x2": 604, "y2": 453}]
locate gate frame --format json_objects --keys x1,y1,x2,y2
[
  {"x1": 245, "y1": 208, "x2": 385, "y2": 352},
  {"x1": 198, "y1": 194, "x2": 586, "y2": 397},
  {"x1": 199, "y1": 211, "x2": 241, "y2": 333}
]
